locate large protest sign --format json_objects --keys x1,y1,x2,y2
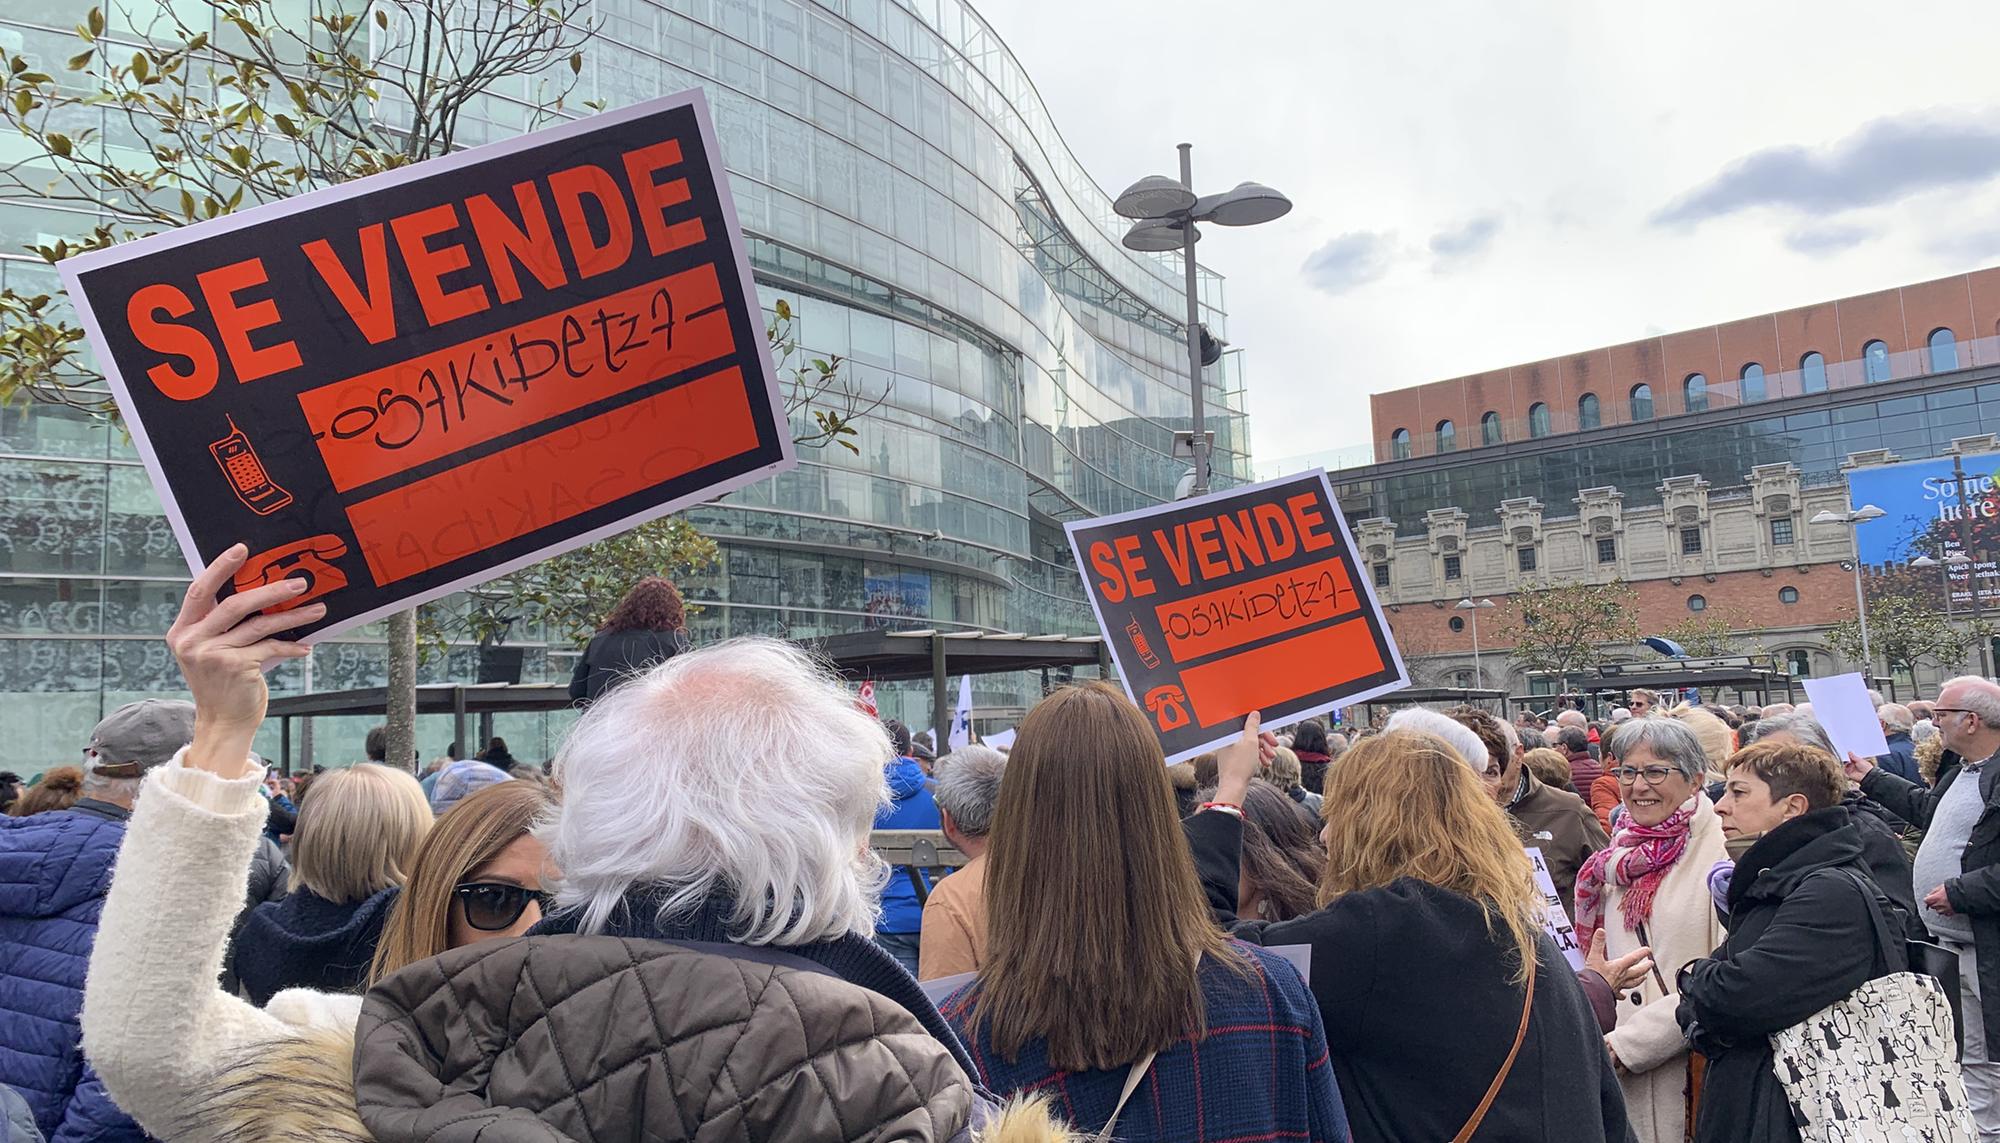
[
  {"x1": 59, "y1": 91, "x2": 792, "y2": 640},
  {"x1": 1066, "y1": 470, "x2": 1408, "y2": 762}
]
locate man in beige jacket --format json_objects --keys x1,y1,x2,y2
[{"x1": 918, "y1": 744, "x2": 1008, "y2": 981}]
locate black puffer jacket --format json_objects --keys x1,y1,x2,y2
[
  {"x1": 567, "y1": 627, "x2": 688, "y2": 705},
  {"x1": 1862, "y1": 751, "x2": 2000, "y2": 1058},
  {"x1": 1676, "y1": 809, "x2": 1907, "y2": 1143}
]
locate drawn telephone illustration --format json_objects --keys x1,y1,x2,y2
[
  {"x1": 233, "y1": 535, "x2": 350, "y2": 612},
  {"x1": 1125, "y1": 617, "x2": 1162, "y2": 669},
  {"x1": 1143, "y1": 685, "x2": 1190, "y2": 732},
  {"x1": 209, "y1": 415, "x2": 293, "y2": 516}
]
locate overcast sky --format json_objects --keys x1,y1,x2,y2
[{"x1": 970, "y1": 0, "x2": 2000, "y2": 471}]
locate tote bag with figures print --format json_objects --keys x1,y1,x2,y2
[{"x1": 1769, "y1": 870, "x2": 1974, "y2": 1142}]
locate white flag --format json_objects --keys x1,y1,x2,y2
[{"x1": 949, "y1": 674, "x2": 974, "y2": 751}]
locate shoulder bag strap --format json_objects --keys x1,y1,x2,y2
[
  {"x1": 1828, "y1": 868, "x2": 1896, "y2": 975},
  {"x1": 1453, "y1": 954, "x2": 1538, "y2": 1143},
  {"x1": 1091, "y1": 1050, "x2": 1159, "y2": 1143}
]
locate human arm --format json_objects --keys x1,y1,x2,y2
[
  {"x1": 1576, "y1": 798, "x2": 1611, "y2": 864},
  {"x1": 1856, "y1": 759, "x2": 1938, "y2": 828},
  {"x1": 1944, "y1": 866, "x2": 2000, "y2": 917},
  {"x1": 79, "y1": 547, "x2": 324, "y2": 1137},
  {"x1": 1676, "y1": 872, "x2": 1880, "y2": 1040},
  {"x1": 1184, "y1": 714, "x2": 1268, "y2": 925}
]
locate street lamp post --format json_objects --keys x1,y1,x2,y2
[
  {"x1": 1115, "y1": 150, "x2": 1292, "y2": 499},
  {"x1": 1455, "y1": 597, "x2": 1496, "y2": 689},
  {"x1": 1812, "y1": 504, "x2": 1887, "y2": 678}
]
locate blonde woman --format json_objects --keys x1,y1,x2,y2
[
  {"x1": 1665, "y1": 704, "x2": 1734, "y2": 792},
  {"x1": 228, "y1": 762, "x2": 432, "y2": 1005},
  {"x1": 1188, "y1": 729, "x2": 1634, "y2": 1142}
]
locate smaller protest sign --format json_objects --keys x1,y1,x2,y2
[
  {"x1": 1528, "y1": 847, "x2": 1586, "y2": 971},
  {"x1": 1801, "y1": 673, "x2": 1892, "y2": 760},
  {"x1": 1065, "y1": 470, "x2": 1408, "y2": 762}
]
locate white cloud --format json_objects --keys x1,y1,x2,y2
[{"x1": 1302, "y1": 232, "x2": 1395, "y2": 294}]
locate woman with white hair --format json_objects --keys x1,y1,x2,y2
[{"x1": 1574, "y1": 717, "x2": 1727, "y2": 1143}]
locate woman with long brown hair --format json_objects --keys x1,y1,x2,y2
[
  {"x1": 939, "y1": 683, "x2": 1348, "y2": 1142},
  {"x1": 567, "y1": 576, "x2": 691, "y2": 705},
  {"x1": 1188, "y1": 728, "x2": 1634, "y2": 1142},
  {"x1": 368, "y1": 779, "x2": 555, "y2": 984}
]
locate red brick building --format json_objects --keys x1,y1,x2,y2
[{"x1": 1333, "y1": 266, "x2": 2000, "y2": 702}]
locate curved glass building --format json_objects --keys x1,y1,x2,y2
[{"x1": 0, "y1": 0, "x2": 1252, "y2": 760}]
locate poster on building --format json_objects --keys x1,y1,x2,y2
[
  {"x1": 1846, "y1": 452, "x2": 2000, "y2": 612},
  {"x1": 58, "y1": 91, "x2": 793, "y2": 642},
  {"x1": 1065, "y1": 470, "x2": 1408, "y2": 763}
]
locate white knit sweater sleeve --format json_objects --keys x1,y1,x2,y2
[{"x1": 80, "y1": 750, "x2": 353, "y2": 1139}]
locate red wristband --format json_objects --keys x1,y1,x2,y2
[{"x1": 1199, "y1": 801, "x2": 1243, "y2": 817}]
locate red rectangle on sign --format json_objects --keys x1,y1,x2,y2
[
  {"x1": 1177, "y1": 614, "x2": 1386, "y2": 730},
  {"x1": 299, "y1": 263, "x2": 731, "y2": 492},
  {"x1": 344, "y1": 365, "x2": 759, "y2": 584},
  {"x1": 1153, "y1": 555, "x2": 1358, "y2": 662}
]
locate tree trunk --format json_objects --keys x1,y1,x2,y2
[{"x1": 385, "y1": 608, "x2": 419, "y2": 773}]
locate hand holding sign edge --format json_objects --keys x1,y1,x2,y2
[{"x1": 168, "y1": 543, "x2": 322, "y2": 779}]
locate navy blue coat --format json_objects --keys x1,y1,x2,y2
[
  {"x1": 1875, "y1": 731, "x2": 1923, "y2": 786},
  {"x1": 0, "y1": 808, "x2": 145, "y2": 1141}
]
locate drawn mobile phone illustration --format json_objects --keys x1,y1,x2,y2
[
  {"x1": 209, "y1": 415, "x2": 293, "y2": 516},
  {"x1": 233, "y1": 535, "x2": 350, "y2": 613},
  {"x1": 1126, "y1": 616, "x2": 1162, "y2": 670}
]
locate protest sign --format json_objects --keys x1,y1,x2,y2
[
  {"x1": 1528, "y1": 847, "x2": 1586, "y2": 971},
  {"x1": 1065, "y1": 470, "x2": 1408, "y2": 762},
  {"x1": 1801, "y1": 672, "x2": 1893, "y2": 760},
  {"x1": 59, "y1": 90, "x2": 792, "y2": 641}
]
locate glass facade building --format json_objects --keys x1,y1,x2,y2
[
  {"x1": 0, "y1": 0, "x2": 1251, "y2": 766},
  {"x1": 1335, "y1": 372, "x2": 2000, "y2": 537}
]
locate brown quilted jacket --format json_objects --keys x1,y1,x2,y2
[{"x1": 352, "y1": 935, "x2": 1037, "y2": 1143}]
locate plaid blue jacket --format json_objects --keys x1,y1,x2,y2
[{"x1": 941, "y1": 941, "x2": 1350, "y2": 1143}]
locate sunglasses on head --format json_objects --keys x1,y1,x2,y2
[{"x1": 453, "y1": 882, "x2": 548, "y2": 931}]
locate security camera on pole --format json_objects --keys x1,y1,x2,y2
[{"x1": 1114, "y1": 149, "x2": 1291, "y2": 501}]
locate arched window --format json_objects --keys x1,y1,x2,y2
[
  {"x1": 1863, "y1": 339, "x2": 1890, "y2": 383},
  {"x1": 1687, "y1": 594, "x2": 1707, "y2": 612},
  {"x1": 1630, "y1": 383, "x2": 1654, "y2": 421},
  {"x1": 1435, "y1": 419, "x2": 1457, "y2": 453},
  {"x1": 1740, "y1": 363, "x2": 1766, "y2": 403},
  {"x1": 1577, "y1": 393, "x2": 1601, "y2": 430},
  {"x1": 1528, "y1": 402, "x2": 1551, "y2": 438},
  {"x1": 1480, "y1": 411, "x2": 1502, "y2": 446},
  {"x1": 1390, "y1": 428, "x2": 1411, "y2": 460},
  {"x1": 1930, "y1": 327, "x2": 1960, "y2": 372},
  {"x1": 1800, "y1": 352, "x2": 1827, "y2": 393},
  {"x1": 1684, "y1": 373, "x2": 1708, "y2": 413},
  {"x1": 1785, "y1": 649, "x2": 1811, "y2": 676}
]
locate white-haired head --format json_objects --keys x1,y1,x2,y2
[
  {"x1": 541, "y1": 637, "x2": 892, "y2": 946},
  {"x1": 1384, "y1": 707, "x2": 1487, "y2": 772}
]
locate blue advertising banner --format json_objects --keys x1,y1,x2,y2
[{"x1": 1846, "y1": 452, "x2": 2000, "y2": 607}]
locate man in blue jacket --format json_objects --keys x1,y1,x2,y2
[
  {"x1": 0, "y1": 699, "x2": 191, "y2": 1141},
  {"x1": 873, "y1": 719, "x2": 940, "y2": 976}
]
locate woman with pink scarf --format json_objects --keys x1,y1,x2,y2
[{"x1": 1575, "y1": 717, "x2": 1729, "y2": 1143}]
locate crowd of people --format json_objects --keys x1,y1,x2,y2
[{"x1": 0, "y1": 549, "x2": 1992, "y2": 1141}]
